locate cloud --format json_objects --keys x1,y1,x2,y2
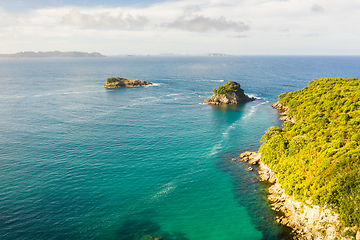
[
  {"x1": 311, "y1": 4, "x2": 324, "y2": 12},
  {"x1": 60, "y1": 9, "x2": 149, "y2": 28},
  {"x1": 0, "y1": 33, "x2": 19, "y2": 39},
  {"x1": 0, "y1": 7, "x2": 18, "y2": 25},
  {"x1": 165, "y1": 12, "x2": 250, "y2": 32},
  {"x1": 234, "y1": 35, "x2": 248, "y2": 38},
  {"x1": 304, "y1": 33, "x2": 319, "y2": 37}
]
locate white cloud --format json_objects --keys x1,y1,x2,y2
[
  {"x1": 166, "y1": 12, "x2": 250, "y2": 32},
  {"x1": 60, "y1": 9, "x2": 149, "y2": 28},
  {"x1": 0, "y1": 33, "x2": 19, "y2": 39},
  {"x1": 0, "y1": 7, "x2": 18, "y2": 25},
  {"x1": 1, "y1": 0, "x2": 360, "y2": 55},
  {"x1": 311, "y1": 4, "x2": 324, "y2": 12}
]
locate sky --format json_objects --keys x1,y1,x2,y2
[{"x1": 1, "y1": 0, "x2": 360, "y2": 55}]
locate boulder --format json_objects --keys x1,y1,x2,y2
[{"x1": 248, "y1": 153, "x2": 261, "y2": 165}]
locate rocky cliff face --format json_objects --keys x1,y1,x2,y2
[
  {"x1": 257, "y1": 160, "x2": 359, "y2": 240},
  {"x1": 204, "y1": 92, "x2": 255, "y2": 105},
  {"x1": 237, "y1": 151, "x2": 360, "y2": 239}
]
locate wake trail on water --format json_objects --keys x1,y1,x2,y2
[{"x1": 208, "y1": 100, "x2": 268, "y2": 158}]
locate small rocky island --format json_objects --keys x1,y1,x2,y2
[
  {"x1": 203, "y1": 81, "x2": 255, "y2": 105},
  {"x1": 104, "y1": 77, "x2": 152, "y2": 88}
]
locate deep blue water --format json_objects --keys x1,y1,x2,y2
[{"x1": 0, "y1": 56, "x2": 359, "y2": 240}]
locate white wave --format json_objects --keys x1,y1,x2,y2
[
  {"x1": 241, "y1": 101, "x2": 268, "y2": 121},
  {"x1": 150, "y1": 182, "x2": 177, "y2": 201},
  {"x1": 33, "y1": 90, "x2": 98, "y2": 98},
  {"x1": 137, "y1": 96, "x2": 157, "y2": 100},
  {"x1": 208, "y1": 142, "x2": 222, "y2": 157},
  {"x1": 150, "y1": 83, "x2": 161, "y2": 86},
  {"x1": 247, "y1": 93, "x2": 262, "y2": 99}
]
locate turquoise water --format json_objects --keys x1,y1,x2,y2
[{"x1": 1, "y1": 56, "x2": 359, "y2": 240}]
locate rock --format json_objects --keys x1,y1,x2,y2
[
  {"x1": 239, "y1": 151, "x2": 252, "y2": 158},
  {"x1": 248, "y1": 153, "x2": 261, "y2": 165},
  {"x1": 356, "y1": 231, "x2": 360, "y2": 240},
  {"x1": 231, "y1": 158, "x2": 236, "y2": 161},
  {"x1": 270, "y1": 102, "x2": 289, "y2": 112},
  {"x1": 239, "y1": 157, "x2": 248, "y2": 162},
  {"x1": 271, "y1": 102, "x2": 295, "y2": 123},
  {"x1": 204, "y1": 92, "x2": 255, "y2": 105},
  {"x1": 258, "y1": 157, "x2": 350, "y2": 240},
  {"x1": 239, "y1": 151, "x2": 261, "y2": 164},
  {"x1": 247, "y1": 167, "x2": 253, "y2": 171},
  {"x1": 268, "y1": 173, "x2": 277, "y2": 184}
]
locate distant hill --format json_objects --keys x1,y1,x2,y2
[{"x1": 0, "y1": 51, "x2": 106, "y2": 58}]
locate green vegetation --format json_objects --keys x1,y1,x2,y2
[
  {"x1": 213, "y1": 81, "x2": 245, "y2": 97},
  {"x1": 259, "y1": 78, "x2": 360, "y2": 227},
  {"x1": 105, "y1": 77, "x2": 129, "y2": 84}
]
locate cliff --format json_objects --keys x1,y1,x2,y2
[
  {"x1": 104, "y1": 77, "x2": 152, "y2": 88},
  {"x1": 204, "y1": 81, "x2": 255, "y2": 104},
  {"x1": 238, "y1": 151, "x2": 360, "y2": 240}
]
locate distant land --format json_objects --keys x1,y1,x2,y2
[
  {"x1": 0, "y1": 51, "x2": 106, "y2": 58},
  {"x1": 207, "y1": 53, "x2": 233, "y2": 57}
]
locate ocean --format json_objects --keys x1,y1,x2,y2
[{"x1": 0, "y1": 56, "x2": 359, "y2": 240}]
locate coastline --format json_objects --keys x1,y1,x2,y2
[
  {"x1": 238, "y1": 151, "x2": 359, "y2": 240},
  {"x1": 238, "y1": 103, "x2": 360, "y2": 240}
]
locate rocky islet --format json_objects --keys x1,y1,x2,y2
[
  {"x1": 203, "y1": 81, "x2": 255, "y2": 105},
  {"x1": 104, "y1": 77, "x2": 152, "y2": 88}
]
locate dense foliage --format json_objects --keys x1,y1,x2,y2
[
  {"x1": 106, "y1": 77, "x2": 129, "y2": 84},
  {"x1": 213, "y1": 81, "x2": 245, "y2": 96},
  {"x1": 259, "y1": 78, "x2": 360, "y2": 227}
]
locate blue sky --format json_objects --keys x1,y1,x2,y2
[{"x1": 1, "y1": 0, "x2": 360, "y2": 55}]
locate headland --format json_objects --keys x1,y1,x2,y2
[{"x1": 237, "y1": 78, "x2": 360, "y2": 239}]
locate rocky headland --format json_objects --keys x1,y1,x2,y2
[
  {"x1": 104, "y1": 77, "x2": 152, "y2": 88},
  {"x1": 234, "y1": 79, "x2": 360, "y2": 239},
  {"x1": 204, "y1": 81, "x2": 255, "y2": 105},
  {"x1": 236, "y1": 151, "x2": 360, "y2": 240},
  {"x1": 271, "y1": 102, "x2": 295, "y2": 123}
]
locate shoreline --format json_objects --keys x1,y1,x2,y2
[{"x1": 238, "y1": 151, "x2": 358, "y2": 240}]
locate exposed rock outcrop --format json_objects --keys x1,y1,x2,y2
[
  {"x1": 104, "y1": 77, "x2": 152, "y2": 88},
  {"x1": 271, "y1": 102, "x2": 295, "y2": 123},
  {"x1": 204, "y1": 92, "x2": 255, "y2": 105},
  {"x1": 239, "y1": 151, "x2": 261, "y2": 165}
]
